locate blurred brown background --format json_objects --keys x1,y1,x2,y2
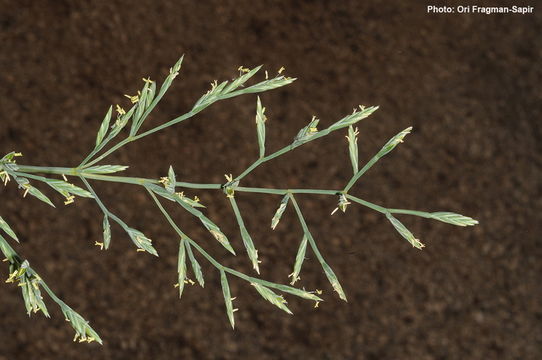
[{"x1": 0, "y1": 1, "x2": 540, "y2": 359}]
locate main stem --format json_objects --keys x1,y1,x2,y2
[{"x1": 15, "y1": 164, "x2": 399, "y2": 216}]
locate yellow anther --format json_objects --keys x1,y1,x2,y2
[
  {"x1": 345, "y1": 128, "x2": 360, "y2": 142},
  {"x1": 116, "y1": 104, "x2": 126, "y2": 115},
  {"x1": 94, "y1": 241, "x2": 104, "y2": 250},
  {"x1": 238, "y1": 66, "x2": 250, "y2": 73},
  {"x1": 174, "y1": 283, "x2": 180, "y2": 288},
  {"x1": 159, "y1": 177, "x2": 170, "y2": 186},
  {"x1": 142, "y1": 77, "x2": 153, "y2": 84},
  {"x1": 124, "y1": 93, "x2": 139, "y2": 104},
  {"x1": 64, "y1": 195, "x2": 75, "y2": 205},
  {"x1": 265, "y1": 70, "x2": 269, "y2": 79},
  {"x1": 278, "y1": 66, "x2": 285, "y2": 74},
  {"x1": 136, "y1": 249, "x2": 145, "y2": 252},
  {"x1": 5, "y1": 272, "x2": 17, "y2": 283}
]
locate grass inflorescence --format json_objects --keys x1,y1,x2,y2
[{"x1": 0, "y1": 56, "x2": 478, "y2": 344}]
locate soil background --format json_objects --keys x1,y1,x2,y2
[{"x1": 0, "y1": 1, "x2": 540, "y2": 359}]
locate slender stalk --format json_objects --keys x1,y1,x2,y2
[
  {"x1": 289, "y1": 195, "x2": 326, "y2": 262},
  {"x1": 343, "y1": 127, "x2": 411, "y2": 193},
  {"x1": 10, "y1": 171, "x2": 51, "y2": 183},
  {"x1": 79, "y1": 131, "x2": 120, "y2": 167},
  {"x1": 146, "y1": 189, "x2": 184, "y2": 238},
  {"x1": 39, "y1": 282, "x2": 65, "y2": 307},
  {"x1": 137, "y1": 110, "x2": 200, "y2": 140},
  {"x1": 17, "y1": 165, "x2": 79, "y2": 176},
  {"x1": 234, "y1": 127, "x2": 336, "y2": 182},
  {"x1": 147, "y1": 189, "x2": 225, "y2": 270},
  {"x1": 343, "y1": 155, "x2": 380, "y2": 193},
  {"x1": 81, "y1": 136, "x2": 134, "y2": 168},
  {"x1": 290, "y1": 193, "x2": 347, "y2": 301},
  {"x1": 345, "y1": 194, "x2": 388, "y2": 214},
  {"x1": 79, "y1": 176, "x2": 128, "y2": 228},
  {"x1": 236, "y1": 187, "x2": 338, "y2": 195},
  {"x1": 228, "y1": 195, "x2": 259, "y2": 273},
  {"x1": 388, "y1": 209, "x2": 432, "y2": 218}
]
